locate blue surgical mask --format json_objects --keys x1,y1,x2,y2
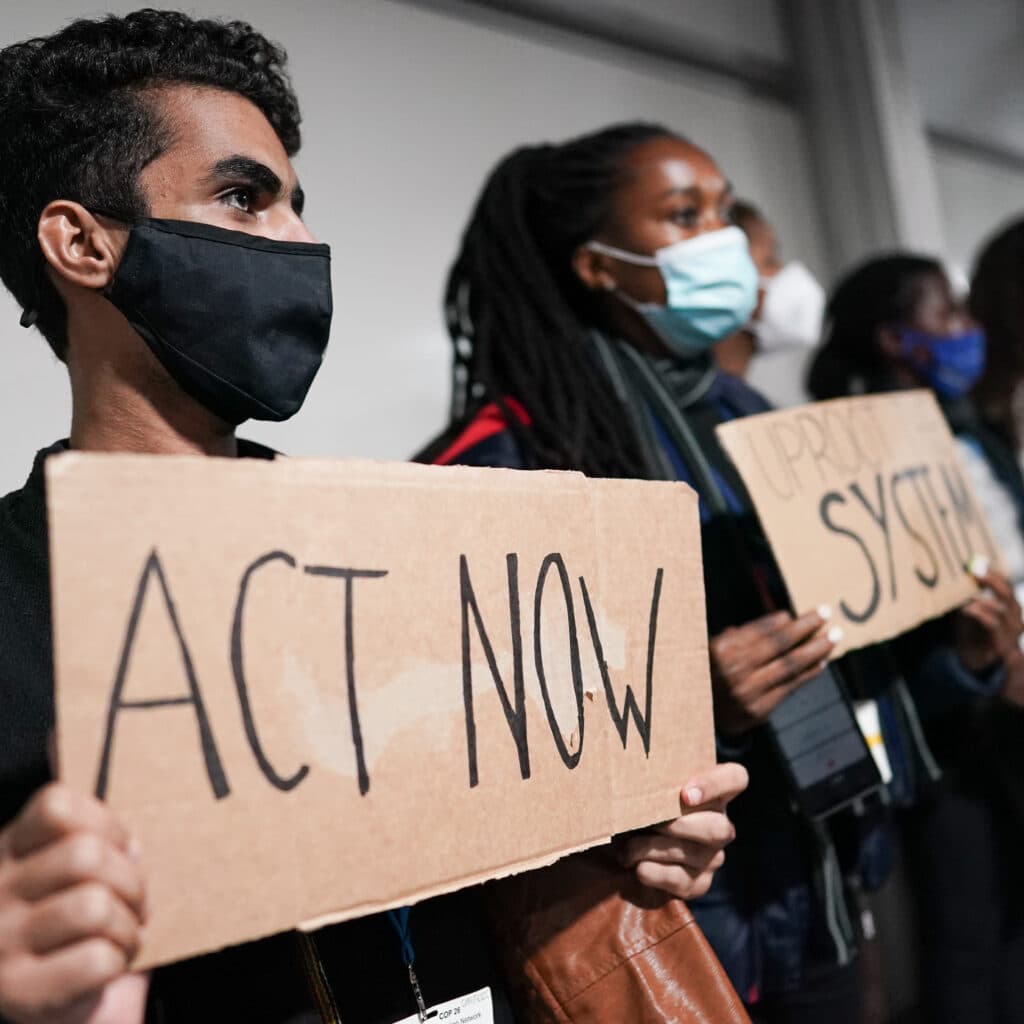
[
  {"x1": 898, "y1": 327, "x2": 986, "y2": 400},
  {"x1": 588, "y1": 225, "x2": 758, "y2": 355}
]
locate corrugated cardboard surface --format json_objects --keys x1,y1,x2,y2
[
  {"x1": 716, "y1": 391, "x2": 999, "y2": 657},
  {"x1": 46, "y1": 455, "x2": 714, "y2": 969}
]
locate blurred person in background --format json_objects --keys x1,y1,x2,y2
[
  {"x1": 808, "y1": 253, "x2": 1024, "y2": 1024},
  {"x1": 714, "y1": 201, "x2": 825, "y2": 408},
  {"x1": 967, "y1": 217, "x2": 1024, "y2": 593}
]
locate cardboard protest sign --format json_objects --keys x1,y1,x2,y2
[
  {"x1": 47, "y1": 454, "x2": 714, "y2": 969},
  {"x1": 716, "y1": 391, "x2": 999, "y2": 657}
]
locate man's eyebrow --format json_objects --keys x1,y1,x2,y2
[
  {"x1": 291, "y1": 182, "x2": 305, "y2": 216},
  {"x1": 206, "y1": 156, "x2": 283, "y2": 195}
]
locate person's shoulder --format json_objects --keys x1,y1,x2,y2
[
  {"x1": 0, "y1": 443, "x2": 59, "y2": 541},
  {"x1": 711, "y1": 371, "x2": 774, "y2": 417},
  {"x1": 416, "y1": 401, "x2": 531, "y2": 470}
]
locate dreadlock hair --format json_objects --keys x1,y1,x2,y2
[
  {"x1": 0, "y1": 8, "x2": 301, "y2": 360},
  {"x1": 444, "y1": 122, "x2": 678, "y2": 478},
  {"x1": 970, "y1": 217, "x2": 1024, "y2": 449},
  {"x1": 807, "y1": 253, "x2": 944, "y2": 400}
]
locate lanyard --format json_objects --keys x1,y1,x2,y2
[{"x1": 388, "y1": 907, "x2": 433, "y2": 1021}]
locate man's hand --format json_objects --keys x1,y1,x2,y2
[
  {"x1": 710, "y1": 608, "x2": 839, "y2": 734},
  {"x1": 618, "y1": 762, "x2": 749, "y2": 899},
  {"x1": 0, "y1": 784, "x2": 148, "y2": 1024}
]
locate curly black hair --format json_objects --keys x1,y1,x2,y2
[{"x1": 0, "y1": 8, "x2": 302, "y2": 360}]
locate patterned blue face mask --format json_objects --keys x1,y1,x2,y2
[
  {"x1": 587, "y1": 225, "x2": 759, "y2": 355},
  {"x1": 898, "y1": 327, "x2": 986, "y2": 400}
]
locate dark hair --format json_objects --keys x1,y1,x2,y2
[
  {"x1": 970, "y1": 217, "x2": 1024, "y2": 447},
  {"x1": 806, "y1": 253, "x2": 944, "y2": 400},
  {"x1": 444, "y1": 121, "x2": 677, "y2": 477},
  {"x1": 729, "y1": 199, "x2": 764, "y2": 237},
  {"x1": 0, "y1": 8, "x2": 301, "y2": 360}
]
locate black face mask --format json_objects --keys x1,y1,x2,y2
[{"x1": 104, "y1": 218, "x2": 332, "y2": 424}]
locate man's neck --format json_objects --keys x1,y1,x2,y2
[{"x1": 68, "y1": 360, "x2": 238, "y2": 458}]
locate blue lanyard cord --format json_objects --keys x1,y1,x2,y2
[{"x1": 388, "y1": 907, "x2": 416, "y2": 968}]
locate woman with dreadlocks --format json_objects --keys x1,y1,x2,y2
[{"x1": 418, "y1": 123, "x2": 871, "y2": 1022}]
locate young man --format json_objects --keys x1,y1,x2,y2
[{"x1": 0, "y1": 11, "x2": 745, "y2": 1023}]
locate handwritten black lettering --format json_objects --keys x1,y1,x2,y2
[
  {"x1": 941, "y1": 460, "x2": 997, "y2": 562},
  {"x1": 921, "y1": 465, "x2": 963, "y2": 571},
  {"x1": 96, "y1": 550, "x2": 227, "y2": 801},
  {"x1": 891, "y1": 469, "x2": 940, "y2": 588},
  {"x1": 820, "y1": 492, "x2": 881, "y2": 623},
  {"x1": 579, "y1": 569, "x2": 664, "y2": 755},
  {"x1": 906, "y1": 465, "x2": 953, "y2": 578},
  {"x1": 304, "y1": 564, "x2": 389, "y2": 796},
  {"x1": 851, "y1": 474, "x2": 896, "y2": 601},
  {"x1": 534, "y1": 554, "x2": 585, "y2": 770},
  {"x1": 232, "y1": 551, "x2": 309, "y2": 791},
  {"x1": 459, "y1": 554, "x2": 529, "y2": 788}
]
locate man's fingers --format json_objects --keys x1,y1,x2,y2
[
  {"x1": 679, "y1": 762, "x2": 749, "y2": 809},
  {"x1": 653, "y1": 811, "x2": 736, "y2": 847},
  {"x1": 6, "y1": 938, "x2": 128, "y2": 1011},
  {"x1": 24, "y1": 884, "x2": 141, "y2": 961},
  {"x1": 10, "y1": 832, "x2": 145, "y2": 921},
  {"x1": 634, "y1": 862, "x2": 717, "y2": 900},
  {"x1": 9, "y1": 785, "x2": 132, "y2": 860},
  {"x1": 621, "y1": 835, "x2": 725, "y2": 872}
]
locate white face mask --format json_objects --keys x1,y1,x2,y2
[{"x1": 752, "y1": 260, "x2": 825, "y2": 353}]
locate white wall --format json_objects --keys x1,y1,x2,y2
[
  {"x1": 480, "y1": 0, "x2": 792, "y2": 64},
  {"x1": 899, "y1": 0, "x2": 1024, "y2": 160},
  {"x1": 931, "y1": 141, "x2": 1024, "y2": 275},
  {"x1": 896, "y1": 0, "x2": 1024, "y2": 274},
  {"x1": 0, "y1": 0, "x2": 828, "y2": 495}
]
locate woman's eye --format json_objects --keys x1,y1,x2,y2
[
  {"x1": 222, "y1": 187, "x2": 256, "y2": 213},
  {"x1": 670, "y1": 207, "x2": 699, "y2": 228}
]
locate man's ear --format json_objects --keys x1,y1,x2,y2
[
  {"x1": 572, "y1": 243, "x2": 619, "y2": 294},
  {"x1": 36, "y1": 201, "x2": 127, "y2": 293}
]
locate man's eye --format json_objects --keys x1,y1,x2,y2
[{"x1": 222, "y1": 187, "x2": 256, "y2": 212}]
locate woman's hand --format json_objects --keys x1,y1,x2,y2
[
  {"x1": 955, "y1": 561, "x2": 1024, "y2": 673},
  {"x1": 955, "y1": 560, "x2": 1024, "y2": 707},
  {"x1": 619, "y1": 762, "x2": 749, "y2": 900},
  {"x1": 710, "y1": 608, "x2": 840, "y2": 734}
]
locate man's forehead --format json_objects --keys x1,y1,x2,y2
[{"x1": 147, "y1": 84, "x2": 296, "y2": 186}]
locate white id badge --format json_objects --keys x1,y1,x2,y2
[{"x1": 393, "y1": 986, "x2": 494, "y2": 1024}]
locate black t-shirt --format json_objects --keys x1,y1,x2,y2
[{"x1": 0, "y1": 441, "x2": 513, "y2": 1024}]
